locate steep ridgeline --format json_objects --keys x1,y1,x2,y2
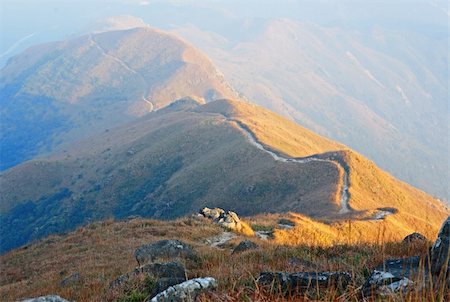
[
  {"x1": 0, "y1": 27, "x2": 237, "y2": 170},
  {"x1": 0, "y1": 99, "x2": 448, "y2": 253}
]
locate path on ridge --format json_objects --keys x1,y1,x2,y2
[{"x1": 227, "y1": 119, "x2": 351, "y2": 214}]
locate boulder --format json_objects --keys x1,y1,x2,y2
[
  {"x1": 402, "y1": 232, "x2": 427, "y2": 244},
  {"x1": 232, "y1": 240, "x2": 259, "y2": 254},
  {"x1": 21, "y1": 296, "x2": 71, "y2": 302},
  {"x1": 150, "y1": 277, "x2": 217, "y2": 302},
  {"x1": 258, "y1": 271, "x2": 351, "y2": 292},
  {"x1": 110, "y1": 262, "x2": 187, "y2": 290},
  {"x1": 430, "y1": 216, "x2": 450, "y2": 276},
  {"x1": 199, "y1": 207, "x2": 224, "y2": 220},
  {"x1": 362, "y1": 257, "x2": 421, "y2": 297},
  {"x1": 134, "y1": 239, "x2": 197, "y2": 266},
  {"x1": 362, "y1": 270, "x2": 414, "y2": 297}
]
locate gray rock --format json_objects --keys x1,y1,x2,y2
[
  {"x1": 402, "y1": 232, "x2": 427, "y2": 243},
  {"x1": 430, "y1": 216, "x2": 450, "y2": 276},
  {"x1": 134, "y1": 239, "x2": 196, "y2": 266},
  {"x1": 363, "y1": 270, "x2": 414, "y2": 297},
  {"x1": 199, "y1": 207, "x2": 224, "y2": 220},
  {"x1": 258, "y1": 271, "x2": 351, "y2": 292},
  {"x1": 150, "y1": 277, "x2": 217, "y2": 302},
  {"x1": 60, "y1": 272, "x2": 80, "y2": 287},
  {"x1": 278, "y1": 218, "x2": 295, "y2": 229},
  {"x1": 110, "y1": 262, "x2": 186, "y2": 289},
  {"x1": 362, "y1": 257, "x2": 422, "y2": 297},
  {"x1": 232, "y1": 240, "x2": 259, "y2": 254},
  {"x1": 199, "y1": 207, "x2": 245, "y2": 232},
  {"x1": 20, "y1": 296, "x2": 71, "y2": 302}
]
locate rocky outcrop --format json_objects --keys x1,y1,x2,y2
[
  {"x1": 362, "y1": 257, "x2": 421, "y2": 297},
  {"x1": 232, "y1": 240, "x2": 259, "y2": 254},
  {"x1": 430, "y1": 216, "x2": 449, "y2": 276},
  {"x1": 199, "y1": 207, "x2": 253, "y2": 235},
  {"x1": 134, "y1": 240, "x2": 197, "y2": 266},
  {"x1": 258, "y1": 271, "x2": 351, "y2": 292},
  {"x1": 150, "y1": 277, "x2": 217, "y2": 302},
  {"x1": 109, "y1": 262, "x2": 186, "y2": 290},
  {"x1": 402, "y1": 232, "x2": 427, "y2": 244},
  {"x1": 21, "y1": 296, "x2": 71, "y2": 302}
]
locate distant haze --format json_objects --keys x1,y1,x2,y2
[{"x1": 1, "y1": 0, "x2": 448, "y2": 200}]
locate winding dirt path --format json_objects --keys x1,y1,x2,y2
[{"x1": 228, "y1": 119, "x2": 351, "y2": 214}]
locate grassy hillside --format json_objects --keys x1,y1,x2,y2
[
  {"x1": 0, "y1": 26, "x2": 237, "y2": 170},
  {"x1": 206, "y1": 99, "x2": 448, "y2": 240},
  {"x1": 0, "y1": 99, "x2": 342, "y2": 253},
  {"x1": 1, "y1": 99, "x2": 447, "y2": 253},
  {"x1": 1, "y1": 216, "x2": 446, "y2": 302}
]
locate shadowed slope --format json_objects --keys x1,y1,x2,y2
[{"x1": 0, "y1": 27, "x2": 237, "y2": 170}]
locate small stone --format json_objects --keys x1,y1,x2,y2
[
  {"x1": 20, "y1": 296, "x2": 71, "y2": 302},
  {"x1": 402, "y1": 232, "x2": 427, "y2": 244},
  {"x1": 232, "y1": 240, "x2": 259, "y2": 254},
  {"x1": 150, "y1": 277, "x2": 217, "y2": 302},
  {"x1": 134, "y1": 239, "x2": 197, "y2": 266}
]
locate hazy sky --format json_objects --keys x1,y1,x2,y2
[{"x1": 1, "y1": 0, "x2": 447, "y2": 66}]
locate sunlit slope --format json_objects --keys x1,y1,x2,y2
[
  {"x1": 200, "y1": 99, "x2": 448, "y2": 239},
  {"x1": 175, "y1": 19, "x2": 449, "y2": 201}
]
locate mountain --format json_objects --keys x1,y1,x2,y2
[
  {"x1": 1, "y1": 98, "x2": 447, "y2": 253},
  {"x1": 0, "y1": 27, "x2": 237, "y2": 170},
  {"x1": 172, "y1": 18, "x2": 449, "y2": 201}
]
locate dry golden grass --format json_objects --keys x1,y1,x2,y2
[
  {"x1": 200, "y1": 99, "x2": 449, "y2": 242},
  {"x1": 1, "y1": 216, "x2": 448, "y2": 302}
]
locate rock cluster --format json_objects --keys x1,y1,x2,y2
[
  {"x1": 150, "y1": 277, "x2": 217, "y2": 302},
  {"x1": 134, "y1": 239, "x2": 197, "y2": 266},
  {"x1": 108, "y1": 239, "x2": 216, "y2": 301},
  {"x1": 199, "y1": 207, "x2": 245, "y2": 233},
  {"x1": 362, "y1": 257, "x2": 419, "y2": 297},
  {"x1": 258, "y1": 271, "x2": 352, "y2": 292}
]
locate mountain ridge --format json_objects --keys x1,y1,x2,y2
[
  {"x1": 0, "y1": 27, "x2": 238, "y2": 170},
  {"x1": 1, "y1": 98, "x2": 447, "y2": 253}
]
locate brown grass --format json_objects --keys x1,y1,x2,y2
[{"x1": 1, "y1": 217, "x2": 448, "y2": 302}]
